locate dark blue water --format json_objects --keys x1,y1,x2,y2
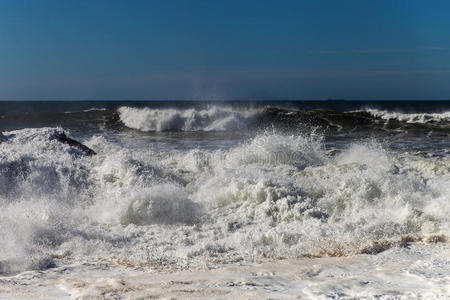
[{"x1": 1, "y1": 100, "x2": 450, "y2": 115}]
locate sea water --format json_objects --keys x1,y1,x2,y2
[{"x1": 0, "y1": 100, "x2": 449, "y2": 299}]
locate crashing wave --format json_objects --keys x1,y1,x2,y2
[
  {"x1": 0, "y1": 127, "x2": 449, "y2": 274},
  {"x1": 117, "y1": 106, "x2": 258, "y2": 132},
  {"x1": 365, "y1": 109, "x2": 450, "y2": 123},
  {"x1": 117, "y1": 106, "x2": 450, "y2": 134}
]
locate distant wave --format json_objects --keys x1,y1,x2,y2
[
  {"x1": 3, "y1": 104, "x2": 449, "y2": 134},
  {"x1": 83, "y1": 107, "x2": 107, "y2": 112},
  {"x1": 117, "y1": 106, "x2": 258, "y2": 132},
  {"x1": 63, "y1": 108, "x2": 108, "y2": 114},
  {"x1": 115, "y1": 105, "x2": 450, "y2": 133},
  {"x1": 364, "y1": 109, "x2": 450, "y2": 123}
]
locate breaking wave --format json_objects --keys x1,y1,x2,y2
[
  {"x1": 365, "y1": 109, "x2": 450, "y2": 123},
  {"x1": 3, "y1": 104, "x2": 449, "y2": 135},
  {"x1": 0, "y1": 127, "x2": 449, "y2": 274},
  {"x1": 117, "y1": 106, "x2": 258, "y2": 132},
  {"x1": 115, "y1": 105, "x2": 450, "y2": 133}
]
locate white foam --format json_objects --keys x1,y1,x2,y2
[
  {"x1": 117, "y1": 106, "x2": 257, "y2": 131},
  {"x1": 0, "y1": 127, "x2": 448, "y2": 278},
  {"x1": 1, "y1": 243, "x2": 448, "y2": 299},
  {"x1": 365, "y1": 108, "x2": 450, "y2": 123},
  {"x1": 120, "y1": 184, "x2": 201, "y2": 225}
]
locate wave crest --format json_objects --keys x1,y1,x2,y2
[
  {"x1": 365, "y1": 108, "x2": 450, "y2": 123},
  {"x1": 117, "y1": 106, "x2": 256, "y2": 132}
]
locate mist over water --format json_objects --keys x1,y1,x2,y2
[{"x1": 0, "y1": 101, "x2": 449, "y2": 298}]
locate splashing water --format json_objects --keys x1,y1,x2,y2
[
  {"x1": 117, "y1": 106, "x2": 258, "y2": 131},
  {"x1": 0, "y1": 127, "x2": 448, "y2": 276}
]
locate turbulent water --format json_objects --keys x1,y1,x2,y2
[{"x1": 0, "y1": 100, "x2": 449, "y2": 298}]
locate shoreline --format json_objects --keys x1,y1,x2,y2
[{"x1": 1, "y1": 243, "x2": 448, "y2": 299}]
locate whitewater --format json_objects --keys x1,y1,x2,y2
[{"x1": 0, "y1": 101, "x2": 449, "y2": 299}]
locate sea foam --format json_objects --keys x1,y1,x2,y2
[
  {"x1": 117, "y1": 106, "x2": 257, "y2": 131},
  {"x1": 0, "y1": 127, "x2": 448, "y2": 274},
  {"x1": 365, "y1": 108, "x2": 450, "y2": 123}
]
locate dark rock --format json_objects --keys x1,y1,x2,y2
[{"x1": 54, "y1": 131, "x2": 96, "y2": 156}]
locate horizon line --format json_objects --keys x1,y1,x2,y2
[{"x1": 1, "y1": 99, "x2": 450, "y2": 102}]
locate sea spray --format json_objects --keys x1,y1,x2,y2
[
  {"x1": 117, "y1": 106, "x2": 258, "y2": 132},
  {"x1": 0, "y1": 127, "x2": 448, "y2": 274},
  {"x1": 365, "y1": 108, "x2": 450, "y2": 123}
]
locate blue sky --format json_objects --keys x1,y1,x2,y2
[{"x1": 1, "y1": 0, "x2": 449, "y2": 100}]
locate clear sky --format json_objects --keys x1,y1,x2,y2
[{"x1": 1, "y1": 0, "x2": 450, "y2": 100}]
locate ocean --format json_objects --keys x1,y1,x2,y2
[{"x1": 0, "y1": 100, "x2": 449, "y2": 299}]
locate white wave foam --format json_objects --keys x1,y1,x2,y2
[
  {"x1": 117, "y1": 106, "x2": 257, "y2": 131},
  {"x1": 0, "y1": 127, "x2": 449, "y2": 275},
  {"x1": 121, "y1": 184, "x2": 201, "y2": 225},
  {"x1": 365, "y1": 108, "x2": 450, "y2": 123},
  {"x1": 3, "y1": 243, "x2": 448, "y2": 299}
]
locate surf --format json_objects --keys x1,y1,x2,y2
[{"x1": 0, "y1": 127, "x2": 448, "y2": 274}]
